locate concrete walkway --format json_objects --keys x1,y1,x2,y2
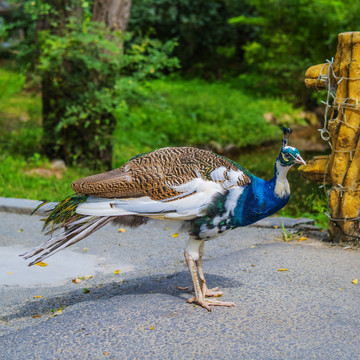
[{"x1": 0, "y1": 198, "x2": 359, "y2": 359}]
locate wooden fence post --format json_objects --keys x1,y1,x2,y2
[{"x1": 302, "y1": 32, "x2": 360, "y2": 243}]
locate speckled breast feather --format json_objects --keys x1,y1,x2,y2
[{"x1": 71, "y1": 147, "x2": 251, "y2": 200}]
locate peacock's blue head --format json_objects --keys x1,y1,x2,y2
[
  {"x1": 278, "y1": 146, "x2": 306, "y2": 167},
  {"x1": 278, "y1": 127, "x2": 306, "y2": 167}
]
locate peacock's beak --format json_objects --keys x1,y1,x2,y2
[{"x1": 294, "y1": 154, "x2": 306, "y2": 166}]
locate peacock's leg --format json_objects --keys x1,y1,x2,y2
[
  {"x1": 196, "y1": 259, "x2": 223, "y2": 298},
  {"x1": 195, "y1": 240, "x2": 223, "y2": 297},
  {"x1": 184, "y1": 238, "x2": 235, "y2": 310},
  {"x1": 184, "y1": 251, "x2": 209, "y2": 310}
]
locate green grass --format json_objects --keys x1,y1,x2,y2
[
  {"x1": 112, "y1": 77, "x2": 300, "y2": 166},
  {"x1": 0, "y1": 69, "x2": 328, "y2": 228},
  {"x1": 0, "y1": 68, "x2": 91, "y2": 201},
  {"x1": 0, "y1": 67, "x2": 43, "y2": 157},
  {"x1": 0, "y1": 154, "x2": 93, "y2": 201}
]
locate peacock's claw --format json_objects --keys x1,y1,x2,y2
[
  {"x1": 203, "y1": 286, "x2": 223, "y2": 297},
  {"x1": 187, "y1": 297, "x2": 236, "y2": 311}
]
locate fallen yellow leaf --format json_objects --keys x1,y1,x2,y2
[
  {"x1": 172, "y1": 233, "x2": 179, "y2": 238},
  {"x1": 85, "y1": 275, "x2": 93, "y2": 279},
  {"x1": 278, "y1": 268, "x2": 288, "y2": 272},
  {"x1": 297, "y1": 236, "x2": 308, "y2": 242},
  {"x1": 35, "y1": 261, "x2": 48, "y2": 267},
  {"x1": 150, "y1": 326, "x2": 154, "y2": 330},
  {"x1": 32, "y1": 315, "x2": 42, "y2": 318},
  {"x1": 352, "y1": 279, "x2": 358, "y2": 285},
  {"x1": 7, "y1": 272, "x2": 12, "y2": 274},
  {"x1": 274, "y1": 225, "x2": 279, "y2": 229},
  {"x1": 118, "y1": 228, "x2": 126, "y2": 233},
  {"x1": 33, "y1": 295, "x2": 43, "y2": 298},
  {"x1": 82, "y1": 248, "x2": 87, "y2": 251},
  {"x1": 103, "y1": 352, "x2": 109, "y2": 356},
  {"x1": 251, "y1": 245, "x2": 256, "y2": 248},
  {"x1": 114, "y1": 269, "x2": 120, "y2": 274},
  {"x1": 18, "y1": 229, "x2": 23, "y2": 232}
]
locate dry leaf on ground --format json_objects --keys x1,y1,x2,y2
[
  {"x1": 35, "y1": 261, "x2": 48, "y2": 267},
  {"x1": 297, "y1": 236, "x2": 308, "y2": 242}
]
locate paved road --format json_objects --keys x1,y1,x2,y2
[{"x1": 0, "y1": 210, "x2": 359, "y2": 359}]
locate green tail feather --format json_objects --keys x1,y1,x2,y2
[
  {"x1": 31, "y1": 200, "x2": 50, "y2": 215},
  {"x1": 36, "y1": 195, "x2": 88, "y2": 234}
]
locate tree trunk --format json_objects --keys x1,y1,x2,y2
[
  {"x1": 39, "y1": 0, "x2": 81, "y2": 162},
  {"x1": 39, "y1": 0, "x2": 132, "y2": 170},
  {"x1": 41, "y1": 76, "x2": 62, "y2": 160},
  {"x1": 92, "y1": 0, "x2": 132, "y2": 33}
]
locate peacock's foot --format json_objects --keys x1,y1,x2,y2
[
  {"x1": 187, "y1": 286, "x2": 229, "y2": 309},
  {"x1": 184, "y1": 286, "x2": 223, "y2": 301},
  {"x1": 204, "y1": 286, "x2": 223, "y2": 298},
  {"x1": 187, "y1": 297, "x2": 236, "y2": 311}
]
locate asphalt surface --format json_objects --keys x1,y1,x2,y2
[{"x1": 0, "y1": 204, "x2": 359, "y2": 359}]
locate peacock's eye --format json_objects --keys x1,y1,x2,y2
[{"x1": 282, "y1": 153, "x2": 289, "y2": 161}]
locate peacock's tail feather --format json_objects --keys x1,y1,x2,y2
[
  {"x1": 34, "y1": 194, "x2": 89, "y2": 235},
  {"x1": 21, "y1": 215, "x2": 113, "y2": 266},
  {"x1": 21, "y1": 194, "x2": 113, "y2": 266}
]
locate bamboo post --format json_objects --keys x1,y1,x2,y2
[{"x1": 302, "y1": 32, "x2": 360, "y2": 243}]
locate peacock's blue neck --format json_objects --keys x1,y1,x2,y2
[{"x1": 231, "y1": 160, "x2": 291, "y2": 227}]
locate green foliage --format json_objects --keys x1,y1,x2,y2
[
  {"x1": 0, "y1": 68, "x2": 42, "y2": 157},
  {"x1": 128, "y1": 0, "x2": 255, "y2": 74},
  {"x1": 112, "y1": 76, "x2": 299, "y2": 166},
  {"x1": 7, "y1": 0, "x2": 178, "y2": 169},
  {"x1": 0, "y1": 69, "x2": 25, "y2": 99},
  {"x1": 302, "y1": 191, "x2": 329, "y2": 229},
  {"x1": 279, "y1": 221, "x2": 300, "y2": 242},
  {"x1": 230, "y1": 0, "x2": 360, "y2": 104}
]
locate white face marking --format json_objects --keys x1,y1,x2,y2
[
  {"x1": 274, "y1": 180, "x2": 290, "y2": 198},
  {"x1": 274, "y1": 161, "x2": 291, "y2": 198}
]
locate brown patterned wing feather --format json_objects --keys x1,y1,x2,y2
[{"x1": 71, "y1": 147, "x2": 251, "y2": 200}]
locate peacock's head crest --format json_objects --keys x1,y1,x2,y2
[
  {"x1": 281, "y1": 127, "x2": 292, "y2": 147},
  {"x1": 278, "y1": 127, "x2": 306, "y2": 167}
]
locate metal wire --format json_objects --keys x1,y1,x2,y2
[{"x1": 315, "y1": 59, "x2": 360, "y2": 225}]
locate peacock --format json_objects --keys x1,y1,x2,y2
[{"x1": 21, "y1": 128, "x2": 305, "y2": 310}]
